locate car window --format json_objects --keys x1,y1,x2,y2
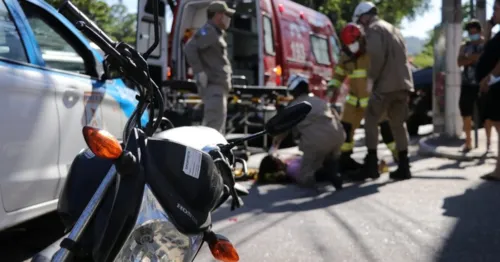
[
  {"x1": 263, "y1": 15, "x2": 275, "y2": 55},
  {"x1": 310, "y1": 35, "x2": 331, "y2": 65},
  {"x1": 0, "y1": 0, "x2": 28, "y2": 63},
  {"x1": 21, "y1": 2, "x2": 90, "y2": 75}
]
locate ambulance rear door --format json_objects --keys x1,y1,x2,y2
[{"x1": 136, "y1": 0, "x2": 169, "y2": 87}]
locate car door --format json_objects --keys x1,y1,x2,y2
[
  {"x1": 0, "y1": 0, "x2": 61, "y2": 212},
  {"x1": 17, "y1": 0, "x2": 124, "y2": 194}
]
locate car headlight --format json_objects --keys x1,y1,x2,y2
[{"x1": 114, "y1": 185, "x2": 204, "y2": 262}]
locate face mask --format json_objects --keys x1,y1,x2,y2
[
  {"x1": 222, "y1": 15, "x2": 231, "y2": 30},
  {"x1": 348, "y1": 41, "x2": 360, "y2": 54},
  {"x1": 469, "y1": 33, "x2": 480, "y2": 41}
]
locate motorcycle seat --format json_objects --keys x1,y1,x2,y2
[{"x1": 31, "y1": 234, "x2": 68, "y2": 262}]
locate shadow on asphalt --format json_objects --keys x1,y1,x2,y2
[
  {"x1": 428, "y1": 158, "x2": 487, "y2": 171},
  {"x1": 213, "y1": 176, "x2": 414, "y2": 223},
  {"x1": 437, "y1": 181, "x2": 500, "y2": 262},
  {"x1": 212, "y1": 135, "x2": 463, "y2": 224}
]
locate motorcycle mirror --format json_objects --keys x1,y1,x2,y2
[
  {"x1": 218, "y1": 102, "x2": 312, "y2": 152},
  {"x1": 265, "y1": 101, "x2": 312, "y2": 136},
  {"x1": 82, "y1": 126, "x2": 123, "y2": 160}
]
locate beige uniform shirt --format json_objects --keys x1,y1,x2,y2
[
  {"x1": 365, "y1": 18, "x2": 414, "y2": 94},
  {"x1": 289, "y1": 94, "x2": 345, "y2": 152},
  {"x1": 184, "y1": 22, "x2": 232, "y2": 90}
]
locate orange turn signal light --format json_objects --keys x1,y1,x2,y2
[
  {"x1": 82, "y1": 126, "x2": 123, "y2": 160},
  {"x1": 209, "y1": 239, "x2": 239, "y2": 262}
]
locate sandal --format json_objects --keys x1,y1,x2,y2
[{"x1": 460, "y1": 146, "x2": 472, "y2": 153}]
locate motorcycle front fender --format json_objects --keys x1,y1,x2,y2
[{"x1": 58, "y1": 148, "x2": 114, "y2": 231}]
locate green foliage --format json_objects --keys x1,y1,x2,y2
[
  {"x1": 296, "y1": 0, "x2": 431, "y2": 32},
  {"x1": 412, "y1": 55, "x2": 433, "y2": 68},
  {"x1": 411, "y1": 25, "x2": 438, "y2": 68},
  {"x1": 45, "y1": 0, "x2": 136, "y2": 45},
  {"x1": 109, "y1": 4, "x2": 137, "y2": 45},
  {"x1": 412, "y1": 44, "x2": 434, "y2": 68},
  {"x1": 412, "y1": 0, "x2": 474, "y2": 69}
]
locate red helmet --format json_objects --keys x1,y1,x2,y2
[{"x1": 340, "y1": 23, "x2": 362, "y2": 45}]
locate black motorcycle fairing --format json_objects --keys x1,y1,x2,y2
[
  {"x1": 56, "y1": 129, "x2": 147, "y2": 261},
  {"x1": 92, "y1": 128, "x2": 146, "y2": 262},
  {"x1": 57, "y1": 148, "x2": 116, "y2": 260},
  {"x1": 144, "y1": 137, "x2": 224, "y2": 235},
  {"x1": 58, "y1": 149, "x2": 112, "y2": 231},
  {"x1": 32, "y1": 234, "x2": 69, "y2": 262}
]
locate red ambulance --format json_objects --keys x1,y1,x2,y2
[{"x1": 135, "y1": 0, "x2": 341, "y2": 99}]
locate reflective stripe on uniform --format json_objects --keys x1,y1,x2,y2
[
  {"x1": 349, "y1": 69, "x2": 367, "y2": 78},
  {"x1": 345, "y1": 95, "x2": 358, "y2": 106},
  {"x1": 386, "y1": 141, "x2": 396, "y2": 151},
  {"x1": 341, "y1": 142, "x2": 354, "y2": 152},
  {"x1": 335, "y1": 66, "x2": 345, "y2": 75},
  {"x1": 386, "y1": 142, "x2": 399, "y2": 160},
  {"x1": 328, "y1": 79, "x2": 342, "y2": 88},
  {"x1": 345, "y1": 95, "x2": 369, "y2": 108},
  {"x1": 359, "y1": 97, "x2": 369, "y2": 107}
]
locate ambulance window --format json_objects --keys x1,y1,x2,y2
[
  {"x1": 330, "y1": 36, "x2": 340, "y2": 63},
  {"x1": 263, "y1": 16, "x2": 275, "y2": 55},
  {"x1": 310, "y1": 35, "x2": 330, "y2": 65}
]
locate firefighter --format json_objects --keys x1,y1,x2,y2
[
  {"x1": 271, "y1": 74, "x2": 345, "y2": 190},
  {"x1": 352, "y1": 1, "x2": 414, "y2": 180},
  {"x1": 328, "y1": 23, "x2": 398, "y2": 176},
  {"x1": 184, "y1": 1, "x2": 235, "y2": 134}
]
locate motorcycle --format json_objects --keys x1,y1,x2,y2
[{"x1": 31, "y1": 1, "x2": 312, "y2": 261}]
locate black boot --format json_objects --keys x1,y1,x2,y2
[
  {"x1": 317, "y1": 158, "x2": 343, "y2": 190},
  {"x1": 349, "y1": 150, "x2": 380, "y2": 181},
  {"x1": 389, "y1": 150, "x2": 412, "y2": 180},
  {"x1": 339, "y1": 151, "x2": 363, "y2": 173}
]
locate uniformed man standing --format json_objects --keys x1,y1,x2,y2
[
  {"x1": 184, "y1": 1, "x2": 235, "y2": 134},
  {"x1": 329, "y1": 23, "x2": 398, "y2": 176},
  {"x1": 351, "y1": 2, "x2": 414, "y2": 180},
  {"x1": 271, "y1": 74, "x2": 345, "y2": 190}
]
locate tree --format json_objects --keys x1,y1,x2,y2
[
  {"x1": 46, "y1": 0, "x2": 113, "y2": 32},
  {"x1": 109, "y1": 4, "x2": 137, "y2": 45},
  {"x1": 294, "y1": 0, "x2": 432, "y2": 32},
  {"x1": 412, "y1": 2, "x2": 474, "y2": 69},
  {"x1": 46, "y1": 0, "x2": 136, "y2": 45}
]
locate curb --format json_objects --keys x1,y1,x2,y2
[{"x1": 418, "y1": 135, "x2": 496, "y2": 161}]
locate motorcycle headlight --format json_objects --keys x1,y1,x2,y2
[{"x1": 114, "y1": 186, "x2": 204, "y2": 262}]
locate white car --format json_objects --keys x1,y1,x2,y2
[{"x1": 0, "y1": 0, "x2": 147, "y2": 231}]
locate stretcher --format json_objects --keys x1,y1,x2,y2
[{"x1": 161, "y1": 77, "x2": 292, "y2": 149}]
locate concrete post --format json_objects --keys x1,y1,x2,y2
[
  {"x1": 476, "y1": 0, "x2": 487, "y2": 30},
  {"x1": 442, "y1": 0, "x2": 463, "y2": 138}
]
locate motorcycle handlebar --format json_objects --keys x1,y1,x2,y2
[{"x1": 59, "y1": 1, "x2": 115, "y2": 46}]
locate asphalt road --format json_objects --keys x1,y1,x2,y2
[
  {"x1": 194, "y1": 156, "x2": 500, "y2": 262},
  {"x1": 3, "y1": 126, "x2": 500, "y2": 262}
]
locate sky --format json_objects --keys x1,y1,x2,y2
[
  {"x1": 401, "y1": 0, "x2": 495, "y2": 38},
  {"x1": 110, "y1": 0, "x2": 495, "y2": 39}
]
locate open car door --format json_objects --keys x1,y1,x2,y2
[{"x1": 136, "y1": 0, "x2": 169, "y2": 88}]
